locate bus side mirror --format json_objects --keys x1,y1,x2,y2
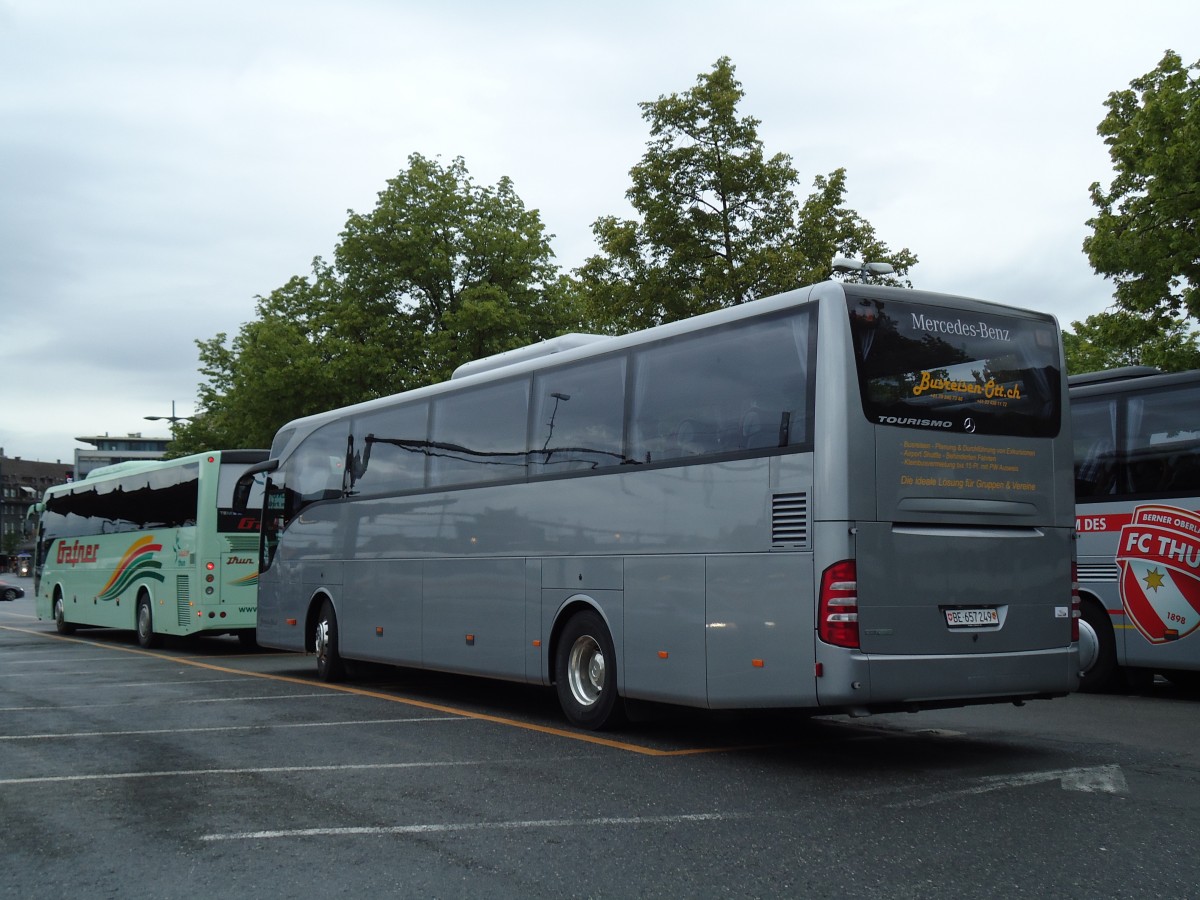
[{"x1": 234, "y1": 459, "x2": 278, "y2": 511}]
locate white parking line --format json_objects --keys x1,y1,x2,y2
[
  {"x1": 1, "y1": 716, "x2": 464, "y2": 741},
  {"x1": 202, "y1": 812, "x2": 744, "y2": 841},
  {"x1": 0, "y1": 656, "x2": 142, "y2": 665},
  {"x1": 11, "y1": 677, "x2": 253, "y2": 687},
  {"x1": 0, "y1": 759, "x2": 521, "y2": 787},
  {"x1": 0, "y1": 692, "x2": 335, "y2": 712}
]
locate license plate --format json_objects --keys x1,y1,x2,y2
[{"x1": 944, "y1": 607, "x2": 999, "y2": 628}]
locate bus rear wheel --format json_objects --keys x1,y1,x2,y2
[
  {"x1": 54, "y1": 594, "x2": 75, "y2": 635},
  {"x1": 555, "y1": 609, "x2": 625, "y2": 731},
  {"x1": 314, "y1": 600, "x2": 345, "y2": 682},
  {"x1": 136, "y1": 594, "x2": 162, "y2": 649},
  {"x1": 1078, "y1": 599, "x2": 1118, "y2": 692}
]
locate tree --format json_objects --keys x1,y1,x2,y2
[
  {"x1": 1084, "y1": 51, "x2": 1200, "y2": 324},
  {"x1": 170, "y1": 265, "x2": 357, "y2": 453},
  {"x1": 170, "y1": 154, "x2": 574, "y2": 456},
  {"x1": 335, "y1": 154, "x2": 573, "y2": 384},
  {"x1": 1062, "y1": 309, "x2": 1200, "y2": 374},
  {"x1": 576, "y1": 57, "x2": 916, "y2": 332},
  {"x1": 794, "y1": 168, "x2": 917, "y2": 287}
]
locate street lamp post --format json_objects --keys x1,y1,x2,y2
[{"x1": 144, "y1": 401, "x2": 192, "y2": 427}]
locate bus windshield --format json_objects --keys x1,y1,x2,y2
[{"x1": 846, "y1": 292, "x2": 1062, "y2": 438}]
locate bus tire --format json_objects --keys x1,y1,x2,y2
[
  {"x1": 136, "y1": 594, "x2": 162, "y2": 649},
  {"x1": 1078, "y1": 598, "x2": 1118, "y2": 693},
  {"x1": 54, "y1": 593, "x2": 75, "y2": 635},
  {"x1": 555, "y1": 609, "x2": 625, "y2": 731},
  {"x1": 314, "y1": 599, "x2": 345, "y2": 682}
]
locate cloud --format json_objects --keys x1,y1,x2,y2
[{"x1": 1, "y1": 0, "x2": 1196, "y2": 461}]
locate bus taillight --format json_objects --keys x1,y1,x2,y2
[
  {"x1": 819, "y1": 560, "x2": 859, "y2": 649},
  {"x1": 1071, "y1": 562, "x2": 1081, "y2": 643}
]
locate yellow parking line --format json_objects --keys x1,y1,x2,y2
[{"x1": 0, "y1": 625, "x2": 750, "y2": 757}]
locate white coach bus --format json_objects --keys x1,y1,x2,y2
[
  {"x1": 243, "y1": 279, "x2": 1079, "y2": 729},
  {"x1": 36, "y1": 450, "x2": 267, "y2": 647},
  {"x1": 1072, "y1": 366, "x2": 1200, "y2": 691}
]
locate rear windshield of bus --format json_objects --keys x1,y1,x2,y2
[{"x1": 846, "y1": 293, "x2": 1062, "y2": 438}]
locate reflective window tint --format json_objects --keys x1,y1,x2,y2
[
  {"x1": 41, "y1": 464, "x2": 200, "y2": 538},
  {"x1": 847, "y1": 292, "x2": 1062, "y2": 438},
  {"x1": 348, "y1": 402, "x2": 431, "y2": 496},
  {"x1": 1123, "y1": 384, "x2": 1200, "y2": 496},
  {"x1": 430, "y1": 379, "x2": 531, "y2": 486},
  {"x1": 629, "y1": 310, "x2": 814, "y2": 464},
  {"x1": 291, "y1": 422, "x2": 348, "y2": 507},
  {"x1": 531, "y1": 356, "x2": 627, "y2": 473},
  {"x1": 1072, "y1": 397, "x2": 1119, "y2": 498}
]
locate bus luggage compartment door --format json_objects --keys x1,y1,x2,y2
[{"x1": 854, "y1": 522, "x2": 1073, "y2": 657}]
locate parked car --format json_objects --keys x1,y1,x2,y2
[{"x1": 0, "y1": 579, "x2": 25, "y2": 601}]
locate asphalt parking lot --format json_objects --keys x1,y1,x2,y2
[{"x1": 3, "y1": 580, "x2": 1199, "y2": 899}]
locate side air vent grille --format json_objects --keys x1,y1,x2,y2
[
  {"x1": 225, "y1": 535, "x2": 260, "y2": 553},
  {"x1": 771, "y1": 492, "x2": 810, "y2": 548},
  {"x1": 1078, "y1": 563, "x2": 1120, "y2": 584},
  {"x1": 176, "y1": 575, "x2": 192, "y2": 626}
]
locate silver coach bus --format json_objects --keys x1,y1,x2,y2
[{"x1": 246, "y1": 280, "x2": 1079, "y2": 729}]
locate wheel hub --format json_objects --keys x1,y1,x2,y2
[{"x1": 568, "y1": 635, "x2": 604, "y2": 707}]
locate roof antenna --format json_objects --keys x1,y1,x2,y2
[{"x1": 831, "y1": 257, "x2": 895, "y2": 279}]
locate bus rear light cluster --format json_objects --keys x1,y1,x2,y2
[
  {"x1": 1071, "y1": 562, "x2": 1081, "y2": 643},
  {"x1": 819, "y1": 560, "x2": 859, "y2": 649}
]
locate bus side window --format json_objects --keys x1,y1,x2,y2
[
  {"x1": 1132, "y1": 384, "x2": 1200, "y2": 495},
  {"x1": 429, "y1": 379, "x2": 530, "y2": 487},
  {"x1": 531, "y1": 356, "x2": 627, "y2": 473},
  {"x1": 291, "y1": 422, "x2": 349, "y2": 508},
  {"x1": 1073, "y1": 399, "x2": 1118, "y2": 497},
  {"x1": 348, "y1": 402, "x2": 431, "y2": 495},
  {"x1": 630, "y1": 309, "x2": 813, "y2": 464}
]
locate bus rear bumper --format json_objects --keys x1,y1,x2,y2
[{"x1": 816, "y1": 645, "x2": 1080, "y2": 712}]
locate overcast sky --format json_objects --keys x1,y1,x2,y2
[{"x1": 2, "y1": 0, "x2": 1197, "y2": 464}]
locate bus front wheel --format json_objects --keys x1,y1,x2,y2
[
  {"x1": 314, "y1": 600, "x2": 345, "y2": 682},
  {"x1": 136, "y1": 594, "x2": 161, "y2": 649},
  {"x1": 555, "y1": 609, "x2": 625, "y2": 731},
  {"x1": 1078, "y1": 598, "x2": 1118, "y2": 692},
  {"x1": 54, "y1": 594, "x2": 75, "y2": 635}
]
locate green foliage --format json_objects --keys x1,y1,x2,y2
[
  {"x1": 1084, "y1": 51, "x2": 1200, "y2": 322},
  {"x1": 335, "y1": 155, "x2": 570, "y2": 383},
  {"x1": 576, "y1": 57, "x2": 916, "y2": 333},
  {"x1": 796, "y1": 168, "x2": 918, "y2": 287},
  {"x1": 1062, "y1": 309, "x2": 1200, "y2": 375},
  {"x1": 174, "y1": 59, "x2": 920, "y2": 456},
  {"x1": 170, "y1": 154, "x2": 572, "y2": 456}
]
